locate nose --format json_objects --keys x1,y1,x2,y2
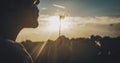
[
  {"x1": 33, "y1": 5, "x2": 39, "y2": 17},
  {"x1": 33, "y1": 0, "x2": 40, "y2": 13},
  {"x1": 36, "y1": 6, "x2": 39, "y2": 17}
]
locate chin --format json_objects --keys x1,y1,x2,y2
[
  {"x1": 32, "y1": 22, "x2": 39, "y2": 28},
  {"x1": 28, "y1": 22, "x2": 38, "y2": 28}
]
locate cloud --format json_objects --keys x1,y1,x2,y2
[
  {"x1": 38, "y1": 15, "x2": 120, "y2": 24},
  {"x1": 53, "y1": 4, "x2": 65, "y2": 9},
  {"x1": 69, "y1": 16, "x2": 120, "y2": 25},
  {"x1": 41, "y1": 8, "x2": 47, "y2": 10}
]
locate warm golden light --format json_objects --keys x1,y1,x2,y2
[{"x1": 47, "y1": 16, "x2": 69, "y2": 33}]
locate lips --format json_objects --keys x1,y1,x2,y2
[{"x1": 32, "y1": 15, "x2": 39, "y2": 28}]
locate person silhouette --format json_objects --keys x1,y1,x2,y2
[{"x1": 0, "y1": 0, "x2": 39, "y2": 63}]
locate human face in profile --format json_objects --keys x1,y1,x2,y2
[{"x1": 21, "y1": 0, "x2": 40, "y2": 28}]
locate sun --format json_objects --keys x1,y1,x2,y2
[{"x1": 47, "y1": 16, "x2": 69, "y2": 33}]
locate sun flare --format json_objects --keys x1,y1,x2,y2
[{"x1": 47, "y1": 16, "x2": 69, "y2": 32}]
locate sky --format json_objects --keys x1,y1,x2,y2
[
  {"x1": 38, "y1": 0, "x2": 120, "y2": 17},
  {"x1": 16, "y1": 0, "x2": 120, "y2": 42}
]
